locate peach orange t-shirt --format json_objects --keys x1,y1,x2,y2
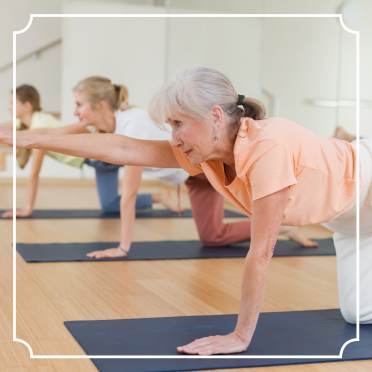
[{"x1": 172, "y1": 117, "x2": 356, "y2": 226}]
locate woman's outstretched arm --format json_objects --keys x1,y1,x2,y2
[
  {"x1": 25, "y1": 122, "x2": 89, "y2": 135},
  {"x1": 0, "y1": 127, "x2": 180, "y2": 168}
]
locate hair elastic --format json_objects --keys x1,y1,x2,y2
[{"x1": 237, "y1": 94, "x2": 245, "y2": 105}]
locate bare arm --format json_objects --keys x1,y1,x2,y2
[
  {"x1": 24, "y1": 149, "x2": 45, "y2": 212},
  {"x1": 118, "y1": 166, "x2": 143, "y2": 252},
  {"x1": 1, "y1": 149, "x2": 45, "y2": 218},
  {"x1": 233, "y1": 187, "x2": 290, "y2": 343},
  {"x1": 0, "y1": 122, "x2": 87, "y2": 153},
  {"x1": 87, "y1": 165, "x2": 144, "y2": 259},
  {"x1": 178, "y1": 186, "x2": 290, "y2": 355},
  {"x1": 13, "y1": 130, "x2": 179, "y2": 168},
  {"x1": 25, "y1": 122, "x2": 88, "y2": 135}
]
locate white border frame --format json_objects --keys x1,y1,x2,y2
[{"x1": 12, "y1": 13, "x2": 360, "y2": 361}]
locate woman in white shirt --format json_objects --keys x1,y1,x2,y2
[
  {"x1": 71, "y1": 76, "x2": 187, "y2": 255},
  {"x1": 2, "y1": 83, "x2": 178, "y2": 219}
]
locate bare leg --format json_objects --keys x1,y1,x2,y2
[
  {"x1": 186, "y1": 174, "x2": 318, "y2": 247},
  {"x1": 186, "y1": 174, "x2": 251, "y2": 246}
]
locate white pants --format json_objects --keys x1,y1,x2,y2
[{"x1": 325, "y1": 139, "x2": 372, "y2": 324}]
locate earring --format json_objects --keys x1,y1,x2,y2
[{"x1": 212, "y1": 123, "x2": 219, "y2": 142}]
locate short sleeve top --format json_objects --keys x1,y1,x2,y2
[{"x1": 172, "y1": 117, "x2": 356, "y2": 225}]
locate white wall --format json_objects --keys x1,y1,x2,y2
[
  {"x1": 260, "y1": 0, "x2": 372, "y2": 136},
  {"x1": 166, "y1": 0, "x2": 264, "y2": 12},
  {"x1": 0, "y1": 2, "x2": 62, "y2": 123},
  {"x1": 0, "y1": 18, "x2": 66, "y2": 178},
  {"x1": 0, "y1": 1, "x2": 63, "y2": 178},
  {"x1": 261, "y1": 17, "x2": 353, "y2": 136},
  {"x1": 61, "y1": 2, "x2": 167, "y2": 124},
  {"x1": 1, "y1": 0, "x2": 371, "y2": 179},
  {"x1": 347, "y1": 0, "x2": 372, "y2": 137},
  {"x1": 166, "y1": 17, "x2": 262, "y2": 99}
]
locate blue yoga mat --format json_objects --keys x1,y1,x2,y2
[
  {"x1": 0, "y1": 208, "x2": 244, "y2": 219},
  {"x1": 64, "y1": 309, "x2": 372, "y2": 371},
  {"x1": 16, "y1": 238, "x2": 335, "y2": 262}
]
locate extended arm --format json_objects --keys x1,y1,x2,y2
[
  {"x1": 2, "y1": 129, "x2": 180, "y2": 168},
  {"x1": 26, "y1": 122, "x2": 88, "y2": 135},
  {"x1": 177, "y1": 186, "x2": 290, "y2": 355}
]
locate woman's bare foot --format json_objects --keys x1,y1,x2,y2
[
  {"x1": 333, "y1": 126, "x2": 356, "y2": 142},
  {"x1": 280, "y1": 226, "x2": 319, "y2": 248},
  {"x1": 152, "y1": 190, "x2": 185, "y2": 213}
]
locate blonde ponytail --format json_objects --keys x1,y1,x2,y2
[
  {"x1": 74, "y1": 76, "x2": 131, "y2": 112},
  {"x1": 113, "y1": 84, "x2": 130, "y2": 111}
]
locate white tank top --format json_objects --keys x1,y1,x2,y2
[{"x1": 114, "y1": 108, "x2": 188, "y2": 184}]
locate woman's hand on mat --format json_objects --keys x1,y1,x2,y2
[
  {"x1": 86, "y1": 246, "x2": 129, "y2": 259},
  {"x1": 177, "y1": 332, "x2": 249, "y2": 355},
  {"x1": 1, "y1": 208, "x2": 32, "y2": 218}
]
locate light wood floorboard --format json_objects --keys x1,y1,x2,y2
[{"x1": 0, "y1": 180, "x2": 370, "y2": 371}]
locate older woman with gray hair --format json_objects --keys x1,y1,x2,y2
[{"x1": 1, "y1": 66, "x2": 370, "y2": 355}]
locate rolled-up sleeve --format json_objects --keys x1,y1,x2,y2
[{"x1": 171, "y1": 145, "x2": 203, "y2": 176}]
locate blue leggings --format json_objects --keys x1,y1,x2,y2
[{"x1": 84, "y1": 160, "x2": 153, "y2": 213}]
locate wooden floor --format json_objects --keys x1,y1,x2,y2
[{"x1": 0, "y1": 179, "x2": 371, "y2": 371}]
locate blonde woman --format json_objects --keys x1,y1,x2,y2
[
  {"x1": 2, "y1": 81, "x2": 184, "y2": 258},
  {"x1": 4, "y1": 68, "x2": 361, "y2": 355}
]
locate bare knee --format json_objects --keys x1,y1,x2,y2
[{"x1": 199, "y1": 230, "x2": 226, "y2": 246}]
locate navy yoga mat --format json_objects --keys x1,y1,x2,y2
[
  {"x1": 16, "y1": 238, "x2": 335, "y2": 263},
  {"x1": 64, "y1": 309, "x2": 372, "y2": 371},
  {"x1": 0, "y1": 208, "x2": 244, "y2": 219}
]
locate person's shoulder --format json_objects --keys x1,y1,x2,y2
[
  {"x1": 256, "y1": 117, "x2": 305, "y2": 141},
  {"x1": 122, "y1": 107, "x2": 148, "y2": 118},
  {"x1": 259, "y1": 116, "x2": 297, "y2": 127},
  {"x1": 31, "y1": 111, "x2": 61, "y2": 129},
  {"x1": 237, "y1": 117, "x2": 282, "y2": 144},
  {"x1": 116, "y1": 107, "x2": 150, "y2": 123}
]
